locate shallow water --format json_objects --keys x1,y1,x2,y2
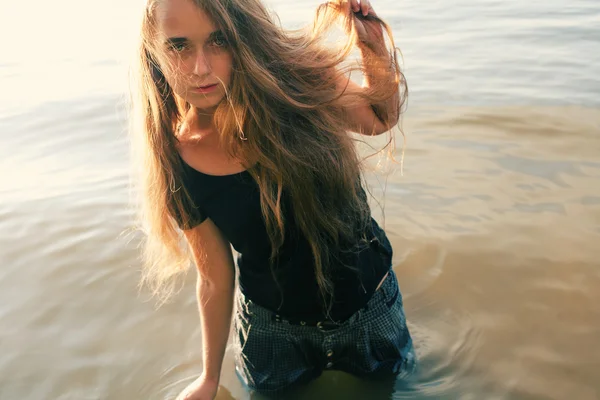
[{"x1": 1, "y1": 0, "x2": 599, "y2": 399}]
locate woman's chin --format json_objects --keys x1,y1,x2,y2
[{"x1": 187, "y1": 95, "x2": 225, "y2": 111}]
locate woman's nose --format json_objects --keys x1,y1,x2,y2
[{"x1": 192, "y1": 50, "x2": 211, "y2": 76}]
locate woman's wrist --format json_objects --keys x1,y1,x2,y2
[
  {"x1": 201, "y1": 371, "x2": 220, "y2": 384},
  {"x1": 359, "y1": 43, "x2": 401, "y2": 126}
]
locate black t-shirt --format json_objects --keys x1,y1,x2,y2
[{"x1": 173, "y1": 161, "x2": 392, "y2": 322}]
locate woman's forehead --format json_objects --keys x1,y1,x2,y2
[{"x1": 155, "y1": 0, "x2": 216, "y2": 38}]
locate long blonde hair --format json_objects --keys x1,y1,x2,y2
[{"x1": 129, "y1": 0, "x2": 406, "y2": 305}]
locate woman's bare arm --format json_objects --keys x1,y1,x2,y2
[
  {"x1": 335, "y1": 75, "x2": 397, "y2": 136},
  {"x1": 183, "y1": 218, "x2": 236, "y2": 384},
  {"x1": 336, "y1": 0, "x2": 401, "y2": 136}
]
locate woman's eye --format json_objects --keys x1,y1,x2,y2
[
  {"x1": 168, "y1": 42, "x2": 188, "y2": 52},
  {"x1": 211, "y1": 35, "x2": 227, "y2": 48}
]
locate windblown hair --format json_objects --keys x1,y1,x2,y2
[{"x1": 129, "y1": 0, "x2": 406, "y2": 305}]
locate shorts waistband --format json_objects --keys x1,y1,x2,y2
[
  {"x1": 236, "y1": 269, "x2": 396, "y2": 332},
  {"x1": 236, "y1": 292, "x2": 347, "y2": 331}
]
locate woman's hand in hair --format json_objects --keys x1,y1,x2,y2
[
  {"x1": 348, "y1": 0, "x2": 385, "y2": 52},
  {"x1": 175, "y1": 373, "x2": 219, "y2": 400}
]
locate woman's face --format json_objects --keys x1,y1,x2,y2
[{"x1": 155, "y1": 0, "x2": 233, "y2": 112}]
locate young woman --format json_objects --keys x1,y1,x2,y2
[{"x1": 129, "y1": 0, "x2": 415, "y2": 398}]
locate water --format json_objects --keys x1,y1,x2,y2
[{"x1": 1, "y1": 0, "x2": 599, "y2": 399}]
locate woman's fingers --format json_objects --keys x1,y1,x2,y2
[
  {"x1": 360, "y1": 0, "x2": 370, "y2": 16},
  {"x1": 347, "y1": 0, "x2": 373, "y2": 17}
]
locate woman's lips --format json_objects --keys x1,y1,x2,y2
[{"x1": 191, "y1": 83, "x2": 219, "y2": 94}]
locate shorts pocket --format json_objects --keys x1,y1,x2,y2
[
  {"x1": 233, "y1": 308, "x2": 318, "y2": 394},
  {"x1": 352, "y1": 276, "x2": 414, "y2": 377},
  {"x1": 233, "y1": 310, "x2": 274, "y2": 387}
]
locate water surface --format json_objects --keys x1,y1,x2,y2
[{"x1": 1, "y1": 0, "x2": 599, "y2": 399}]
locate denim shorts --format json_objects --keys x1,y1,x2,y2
[{"x1": 232, "y1": 269, "x2": 416, "y2": 396}]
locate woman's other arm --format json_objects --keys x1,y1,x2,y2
[
  {"x1": 176, "y1": 219, "x2": 235, "y2": 400},
  {"x1": 336, "y1": 0, "x2": 401, "y2": 136}
]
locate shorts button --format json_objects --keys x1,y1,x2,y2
[
  {"x1": 326, "y1": 350, "x2": 333, "y2": 357},
  {"x1": 326, "y1": 362, "x2": 333, "y2": 368}
]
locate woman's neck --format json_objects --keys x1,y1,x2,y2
[{"x1": 176, "y1": 105, "x2": 218, "y2": 143}]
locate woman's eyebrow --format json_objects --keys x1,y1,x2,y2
[
  {"x1": 164, "y1": 37, "x2": 187, "y2": 46},
  {"x1": 165, "y1": 30, "x2": 222, "y2": 46},
  {"x1": 207, "y1": 29, "x2": 224, "y2": 40}
]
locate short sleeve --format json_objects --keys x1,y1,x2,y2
[{"x1": 167, "y1": 191, "x2": 208, "y2": 230}]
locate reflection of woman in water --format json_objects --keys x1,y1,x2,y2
[{"x1": 129, "y1": 0, "x2": 415, "y2": 398}]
